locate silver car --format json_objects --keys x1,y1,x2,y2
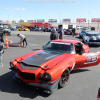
[
  {"x1": 83, "y1": 32, "x2": 100, "y2": 45},
  {"x1": 79, "y1": 30, "x2": 90, "y2": 39}
]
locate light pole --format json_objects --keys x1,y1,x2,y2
[
  {"x1": 35, "y1": 14, "x2": 36, "y2": 22},
  {"x1": 59, "y1": 13, "x2": 60, "y2": 24},
  {"x1": 46, "y1": 13, "x2": 48, "y2": 22},
  {"x1": 8, "y1": 15, "x2": 9, "y2": 20},
  {"x1": 73, "y1": 12, "x2": 75, "y2": 23},
  {"x1": 1, "y1": 14, "x2": 2, "y2": 20},
  {"x1": 88, "y1": 12, "x2": 90, "y2": 20},
  {"x1": 26, "y1": 14, "x2": 28, "y2": 21},
  {"x1": 97, "y1": 21, "x2": 100, "y2": 30},
  {"x1": 88, "y1": 20, "x2": 90, "y2": 27},
  {"x1": 20, "y1": 16, "x2": 21, "y2": 20}
]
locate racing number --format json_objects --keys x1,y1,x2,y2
[
  {"x1": 85, "y1": 54, "x2": 97, "y2": 64},
  {"x1": 74, "y1": 53, "x2": 99, "y2": 69}
]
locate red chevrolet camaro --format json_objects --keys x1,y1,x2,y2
[{"x1": 10, "y1": 39, "x2": 100, "y2": 94}]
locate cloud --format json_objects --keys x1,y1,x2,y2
[
  {"x1": 11, "y1": 10, "x2": 14, "y2": 12},
  {"x1": 6, "y1": 8, "x2": 9, "y2": 10},
  {"x1": 16, "y1": 8, "x2": 19, "y2": 10},
  {"x1": 21, "y1": 8, "x2": 26, "y2": 11},
  {"x1": 26, "y1": 14, "x2": 28, "y2": 15}
]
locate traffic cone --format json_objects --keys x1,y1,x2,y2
[{"x1": 5, "y1": 33, "x2": 9, "y2": 49}]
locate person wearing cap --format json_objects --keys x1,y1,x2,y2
[{"x1": 17, "y1": 34, "x2": 28, "y2": 47}]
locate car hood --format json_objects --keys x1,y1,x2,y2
[{"x1": 21, "y1": 50, "x2": 74, "y2": 70}]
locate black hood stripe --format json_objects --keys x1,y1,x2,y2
[{"x1": 22, "y1": 51, "x2": 63, "y2": 66}]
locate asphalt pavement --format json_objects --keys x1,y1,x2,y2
[{"x1": 0, "y1": 30, "x2": 100, "y2": 100}]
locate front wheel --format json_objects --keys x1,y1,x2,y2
[{"x1": 58, "y1": 69, "x2": 70, "y2": 88}]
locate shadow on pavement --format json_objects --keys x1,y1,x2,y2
[
  {"x1": 32, "y1": 49, "x2": 40, "y2": 51},
  {"x1": 70, "y1": 69, "x2": 90, "y2": 74},
  {"x1": 0, "y1": 71, "x2": 50, "y2": 99},
  {"x1": 75, "y1": 36, "x2": 81, "y2": 39}
]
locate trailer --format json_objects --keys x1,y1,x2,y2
[{"x1": 20, "y1": 22, "x2": 54, "y2": 29}]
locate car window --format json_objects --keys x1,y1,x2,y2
[{"x1": 43, "y1": 42, "x2": 75, "y2": 54}]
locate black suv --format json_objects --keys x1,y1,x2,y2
[{"x1": 91, "y1": 27, "x2": 95, "y2": 31}]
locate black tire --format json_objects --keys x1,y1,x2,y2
[
  {"x1": 24, "y1": 29, "x2": 25, "y2": 31},
  {"x1": 58, "y1": 68, "x2": 70, "y2": 88},
  {"x1": 19, "y1": 29, "x2": 20, "y2": 31}
]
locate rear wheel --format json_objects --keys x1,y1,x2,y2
[{"x1": 58, "y1": 69, "x2": 70, "y2": 88}]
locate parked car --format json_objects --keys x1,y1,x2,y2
[
  {"x1": 64, "y1": 29, "x2": 72, "y2": 35},
  {"x1": 47, "y1": 28, "x2": 52, "y2": 32},
  {"x1": 64, "y1": 29, "x2": 78, "y2": 35},
  {"x1": 10, "y1": 39, "x2": 100, "y2": 94},
  {"x1": 91, "y1": 27, "x2": 95, "y2": 31},
  {"x1": 10, "y1": 27, "x2": 17, "y2": 31},
  {"x1": 18, "y1": 28, "x2": 29, "y2": 31},
  {"x1": 83, "y1": 31, "x2": 100, "y2": 45},
  {"x1": 3, "y1": 28, "x2": 11, "y2": 36},
  {"x1": 79, "y1": 30, "x2": 90, "y2": 38},
  {"x1": 33, "y1": 28, "x2": 41, "y2": 31},
  {"x1": 88, "y1": 26, "x2": 92, "y2": 29}
]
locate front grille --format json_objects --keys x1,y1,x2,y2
[{"x1": 19, "y1": 70, "x2": 35, "y2": 80}]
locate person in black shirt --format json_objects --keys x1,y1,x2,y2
[
  {"x1": 72, "y1": 27, "x2": 76, "y2": 37},
  {"x1": 58, "y1": 28, "x2": 63, "y2": 39}
]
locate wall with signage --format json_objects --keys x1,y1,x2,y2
[
  {"x1": 48, "y1": 19, "x2": 57, "y2": 23},
  {"x1": 62, "y1": 19, "x2": 71, "y2": 23},
  {"x1": 37, "y1": 19, "x2": 45, "y2": 22},
  {"x1": 91, "y1": 18, "x2": 100, "y2": 22},
  {"x1": 28, "y1": 20, "x2": 34, "y2": 22},
  {"x1": 76, "y1": 18, "x2": 86, "y2": 22}
]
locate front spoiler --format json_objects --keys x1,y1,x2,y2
[{"x1": 13, "y1": 73, "x2": 59, "y2": 94}]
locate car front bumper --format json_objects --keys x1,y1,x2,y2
[{"x1": 13, "y1": 73, "x2": 59, "y2": 94}]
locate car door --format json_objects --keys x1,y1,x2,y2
[{"x1": 73, "y1": 43, "x2": 100, "y2": 69}]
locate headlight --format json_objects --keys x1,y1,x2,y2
[
  {"x1": 10, "y1": 62, "x2": 14, "y2": 68},
  {"x1": 44, "y1": 73, "x2": 51, "y2": 80}
]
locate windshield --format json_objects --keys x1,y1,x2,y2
[
  {"x1": 86, "y1": 33, "x2": 99, "y2": 36},
  {"x1": 43, "y1": 41, "x2": 75, "y2": 54}
]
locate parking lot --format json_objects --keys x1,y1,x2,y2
[{"x1": 0, "y1": 30, "x2": 100, "y2": 100}]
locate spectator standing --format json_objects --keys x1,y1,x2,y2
[
  {"x1": 72, "y1": 27, "x2": 76, "y2": 37},
  {"x1": 17, "y1": 34, "x2": 28, "y2": 47},
  {"x1": 30, "y1": 27, "x2": 32, "y2": 32},
  {"x1": 50, "y1": 28, "x2": 59, "y2": 40},
  {"x1": 41, "y1": 28, "x2": 43, "y2": 32},
  {"x1": 0, "y1": 38, "x2": 4, "y2": 67},
  {"x1": 58, "y1": 28, "x2": 63, "y2": 39},
  {"x1": 0, "y1": 33, "x2": 4, "y2": 47},
  {"x1": 44, "y1": 28, "x2": 46, "y2": 32}
]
